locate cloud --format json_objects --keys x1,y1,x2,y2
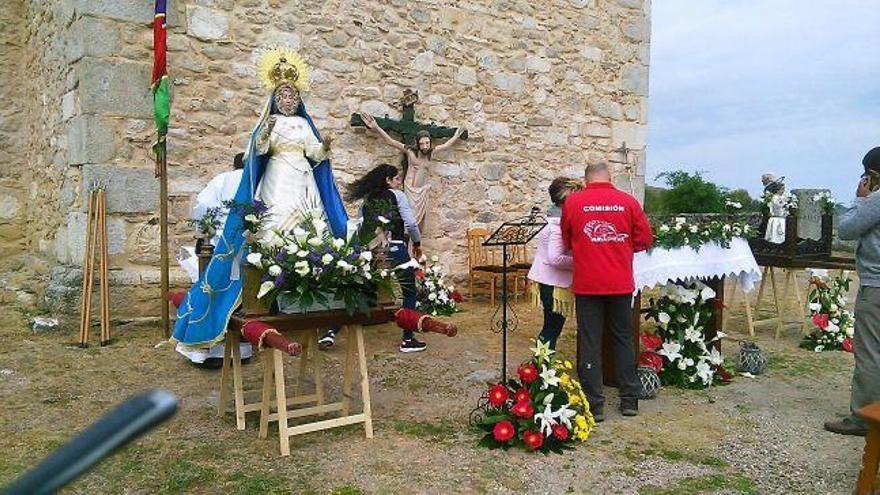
[{"x1": 647, "y1": 0, "x2": 880, "y2": 201}]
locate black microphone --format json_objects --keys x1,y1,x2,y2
[{"x1": 3, "y1": 389, "x2": 178, "y2": 495}]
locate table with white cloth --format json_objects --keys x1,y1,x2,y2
[{"x1": 601, "y1": 238, "x2": 762, "y2": 384}]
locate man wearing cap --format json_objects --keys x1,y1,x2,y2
[{"x1": 825, "y1": 146, "x2": 880, "y2": 436}]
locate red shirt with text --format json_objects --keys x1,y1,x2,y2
[{"x1": 561, "y1": 182, "x2": 654, "y2": 295}]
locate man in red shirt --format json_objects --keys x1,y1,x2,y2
[{"x1": 561, "y1": 162, "x2": 653, "y2": 421}]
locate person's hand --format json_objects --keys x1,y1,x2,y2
[
  {"x1": 858, "y1": 176, "x2": 872, "y2": 198},
  {"x1": 412, "y1": 245, "x2": 423, "y2": 260},
  {"x1": 322, "y1": 134, "x2": 333, "y2": 150},
  {"x1": 361, "y1": 113, "x2": 377, "y2": 130},
  {"x1": 267, "y1": 115, "x2": 277, "y2": 130},
  {"x1": 453, "y1": 126, "x2": 464, "y2": 138}
]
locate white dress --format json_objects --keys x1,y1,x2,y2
[
  {"x1": 764, "y1": 194, "x2": 788, "y2": 244},
  {"x1": 255, "y1": 115, "x2": 329, "y2": 231}
]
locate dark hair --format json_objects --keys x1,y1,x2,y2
[
  {"x1": 864, "y1": 146, "x2": 880, "y2": 174},
  {"x1": 407, "y1": 130, "x2": 433, "y2": 158},
  {"x1": 347, "y1": 163, "x2": 399, "y2": 202},
  {"x1": 233, "y1": 152, "x2": 245, "y2": 170},
  {"x1": 549, "y1": 177, "x2": 581, "y2": 206}
]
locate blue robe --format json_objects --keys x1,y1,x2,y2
[{"x1": 173, "y1": 99, "x2": 347, "y2": 346}]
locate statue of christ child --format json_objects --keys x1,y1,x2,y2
[{"x1": 360, "y1": 113, "x2": 464, "y2": 231}]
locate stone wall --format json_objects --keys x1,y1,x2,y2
[{"x1": 6, "y1": 0, "x2": 651, "y2": 321}]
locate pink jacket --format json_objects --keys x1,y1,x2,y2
[{"x1": 527, "y1": 216, "x2": 573, "y2": 288}]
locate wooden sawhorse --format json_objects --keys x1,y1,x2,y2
[{"x1": 217, "y1": 307, "x2": 394, "y2": 455}]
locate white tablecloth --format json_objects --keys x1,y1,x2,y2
[{"x1": 633, "y1": 238, "x2": 762, "y2": 292}]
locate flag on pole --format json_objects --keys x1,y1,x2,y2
[{"x1": 151, "y1": 0, "x2": 170, "y2": 156}]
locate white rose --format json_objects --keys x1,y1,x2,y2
[
  {"x1": 809, "y1": 302, "x2": 821, "y2": 312},
  {"x1": 360, "y1": 251, "x2": 373, "y2": 262},
  {"x1": 246, "y1": 252, "x2": 263, "y2": 266},
  {"x1": 380, "y1": 269, "x2": 389, "y2": 278},
  {"x1": 846, "y1": 326, "x2": 854, "y2": 337},
  {"x1": 830, "y1": 304, "x2": 839, "y2": 312},
  {"x1": 312, "y1": 218, "x2": 328, "y2": 234},
  {"x1": 689, "y1": 225, "x2": 699, "y2": 234},
  {"x1": 295, "y1": 266, "x2": 310, "y2": 276},
  {"x1": 658, "y1": 312, "x2": 671, "y2": 325},
  {"x1": 268, "y1": 265, "x2": 282, "y2": 276},
  {"x1": 256, "y1": 281, "x2": 274, "y2": 299},
  {"x1": 337, "y1": 260, "x2": 353, "y2": 271},
  {"x1": 364, "y1": 272, "x2": 372, "y2": 280},
  {"x1": 677, "y1": 361, "x2": 687, "y2": 370},
  {"x1": 296, "y1": 250, "x2": 309, "y2": 258},
  {"x1": 321, "y1": 254, "x2": 334, "y2": 265},
  {"x1": 428, "y1": 293, "x2": 437, "y2": 301},
  {"x1": 332, "y1": 238, "x2": 345, "y2": 249},
  {"x1": 293, "y1": 227, "x2": 309, "y2": 243},
  {"x1": 660, "y1": 225, "x2": 670, "y2": 233}
]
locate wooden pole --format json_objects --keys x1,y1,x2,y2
[
  {"x1": 99, "y1": 188, "x2": 111, "y2": 345},
  {"x1": 79, "y1": 189, "x2": 97, "y2": 347},
  {"x1": 158, "y1": 140, "x2": 171, "y2": 339}
]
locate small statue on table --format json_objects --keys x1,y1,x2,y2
[{"x1": 762, "y1": 174, "x2": 789, "y2": 244}]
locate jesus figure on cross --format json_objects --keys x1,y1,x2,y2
[{"x1": 360, "y1": 112, "x2": 465, "y2": 231}]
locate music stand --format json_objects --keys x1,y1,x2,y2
[{"x1": 482, "y1": 207, "x2": 547, "y2": 381}]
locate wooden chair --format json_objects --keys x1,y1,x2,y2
[
  {"x1": 856, "y1": 402, "x2": 880, "y2": 494},
  {"x1": 509, "y1": 244, "x2": 532, "y2": 304},
  {"x1": 466, "y1": 228, "x2": 504, "y2": 306}
]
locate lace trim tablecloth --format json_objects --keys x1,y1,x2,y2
[{"x1": 633, "y1": 238, "x2": 761, "y2": 292}]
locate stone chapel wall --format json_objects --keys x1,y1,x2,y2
[{"x1": 10, "y1": 0, "x2": 651, "y2": 321}]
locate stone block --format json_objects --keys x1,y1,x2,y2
[
  {"x1": 65, "y1": 16, "x2": 118, "y2": 63},
  {"x1": 622, "y1": 18, "x2": 650, "y2": 41},
  {"x1": 580, "y1": 46, "x2": 602, "y2": 61},
  {"x1": 621, "y1": 64, "x2": 649, "y2": 96},
  {"x1": 187, "y1": 5, "x2": 229, "y2": 41},
  {"x1": 583, "y1": 123, "x2": 611, "y2": 137},
  {"x1": 0, "y1": 192, "x2": 21, "y2": 220},
  {"x1": 62, "y1": 91, "x2": 76, "y2": 122},
  {"x1": 79, "y1": 58, "x2": 152, "y2": 118},
  {"x1": 479, "y1": 163, "x2": 507, "y2": 181},
  {"x1": 68, "y1": 115, "x2": 115, "y2": 166},
  {"x1": 65, "y1": 211, "x2": 126, "y2": 262},
  {"x1": 455, "y1": 66, "x2": 477, "y2": 86},
  {"x1": 81, "y1": 165, "x2": 159, "y2": 213},
  {"x1": 487, "y1": 186, "x2": 506, "y2": 202},
  {"x1": 591, "y1": 99, "x2": 623, "y2": 120},
  {"x1": 611, "y1": 121, "x2": 647, "y2": 148},
  {"x1": 411, "y1": 51, "x2": 435, "y2": 73},
  {"x1": 526, "y1": 56, "x2": 552, "y2": 73},
  {"x1": 493, "y1": 73, "x2": 523, "y2": 93}
]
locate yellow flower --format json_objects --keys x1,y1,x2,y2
[
  {"x1": 575, "y1": 415, "x2": 588, "y2": 429},
  {"x1": 559, "y1": 373, "x2": 571, "y2": 387},
  {"x1": 564, "y1": 360, "x2": 573, "y2": 370}
]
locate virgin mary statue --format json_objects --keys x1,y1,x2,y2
[{"x1": 172, "y1": 48, "x2": 348, "y2": 348}]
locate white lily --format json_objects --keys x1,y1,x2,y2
[
  {"x1": 307, "y1": 237, "x2": 323, "y2": 247},
  {"x1": 539, "y1": 365, "x2": 560, "y2": 390},
  {"x1": 708, "y1": 347, "x2": 724, "y2": 366},
  {"x1": 530, "y1": 339, "x2": 556, "y2": 363},
  {"x1": 695, "y1": 361, "x2": 713, "y2": 384},
  {"x1": 292, "y1": 227, "x2": 309, "y2": 243},
  {"x1": 658, "y1": 312, "x2": 671, "y2": 325},
  {"x1": 534, "y1": 403, "x2": 558, "y2": 437},
  {"x1": 700, "y1": 285, "x2": 716, "y2": 301},
  {"x1": 555, "y1": 404, "x2": 578, "y2": 430},
  {"x1": 312, "y1": 218, "x2": 328, "y2": 234},
  {"x1": 685, "y1": 327, "x2": 702, "y2": 343},
  {"x1": 659, "y1": 341, "x2": 683, "y2": 362},
  {"x1": 332, "y1": 238, "x2": 345, "y2": 249}
]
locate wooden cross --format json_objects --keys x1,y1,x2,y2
[
  {"x1": 350, "y1": 89, "x2": 468, "y2": 147},
  {"x1": 614, "y1": 141, "x2": 636, "y2": 194}
]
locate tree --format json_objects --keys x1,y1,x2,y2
[
  {"x1": 656, "y1": 171, "x2": 726, "y2": 214},
  {"x1": 725, "y1": 188, "x2": 761, "y2": 212}
]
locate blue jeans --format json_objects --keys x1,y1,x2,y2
[
  {"x1": 537, "y1": 283, "x2": 566, "y2": 350},
  {"x1": 388, "y1": 242, "x2": 416, "y2": 339}
]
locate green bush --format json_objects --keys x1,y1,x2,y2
[{"x1": 645, "y1": 171, "x2": 759, "y2": 215}]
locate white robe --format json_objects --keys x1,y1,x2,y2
[
  {"x1": 764, "y1": 194, "x2": 788, "y2": 244},
  {"x1": 256, "y1": 115, "x2": 329, "y2": 231}
]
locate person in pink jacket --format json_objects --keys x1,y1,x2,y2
[{"x1": 527, "y1": 177, "x2": 582, "y2": 349}]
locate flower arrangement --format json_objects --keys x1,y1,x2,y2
[
  {"x1": 244, "y1": 211, "x2": 394, "y2": 315},
  {"x1": 652, "y1": 217, "x2": 755, "y2": 251},
  {"x1": 762, "y1": 191, "x2": 798, "y2": 214},
  {"x1": 415, "y1": 256, "x2": 463, "y2": 316},
  {"x1": 642, "y1": 281, "x2": 728, "y2": 388},
  {"x1": 190, "y1": 205, "x2": 224, "y2": 237},
  {"x1": 227, "y1": 199, "x2": 272, "y2": 240},
  {"x1": 802, "y1": 270, "x2": 854, "y2": 352},
  {"x1": 476, "y1": 341, "x2": 595, "y2": 453},
  {"x1": 811, "y1": 191, "x2": 837, "y2": 215}
]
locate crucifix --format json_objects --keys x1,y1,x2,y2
[{"x1": 351, "y1": 89, "x2": 468, "y2": 231}]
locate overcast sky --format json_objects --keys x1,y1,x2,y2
[{"x1": 647, "y1": 0, "x2": 880, "y2": 202}]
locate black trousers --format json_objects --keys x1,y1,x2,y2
[{"x1": 575, "y1": 294, "x2": 639, "y2": 408}]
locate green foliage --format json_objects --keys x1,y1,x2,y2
[
  {"x1": 726, "y1": 188, "x2": 761, "y2": 212},
  {"x1": 657, "y1": 171, "x2": 727, "y2": 214}
]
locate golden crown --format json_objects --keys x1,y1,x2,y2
[{"x1": 256, "y1": 47, "x2": 309, "y2": 91}]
